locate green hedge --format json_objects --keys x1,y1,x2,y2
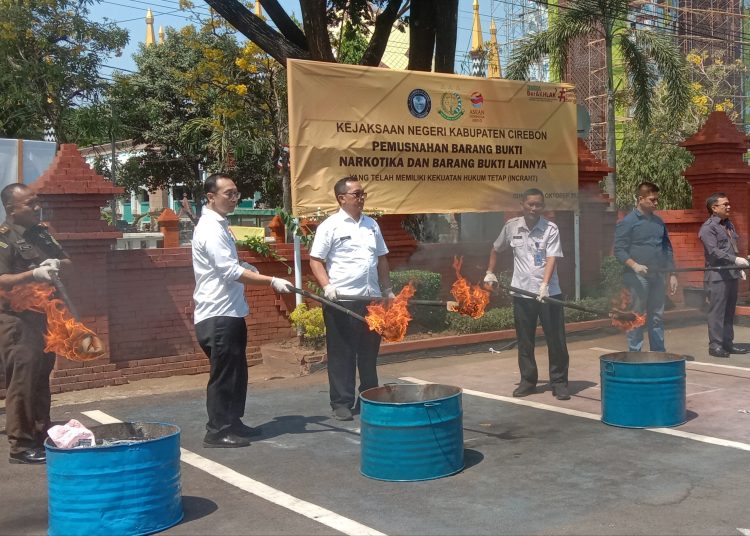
[
  {"x1": 390, "y1": 270, "x2": 447, "y2": 332},
  {"x1": 447, "y1": 296, "x2": 611, "y2": 334}
]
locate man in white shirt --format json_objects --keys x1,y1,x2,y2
[
  {"x1": 309, "y1": 177, "x2": 394, "y2": 421},
  {"x1": 483, "y1": 188, "x2": 571, "y2": 400},
  {"x1": 192, "y1": 174, "x2": 293, "y2": 448}
]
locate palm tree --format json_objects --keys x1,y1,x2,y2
[{"x1": 505, "y1": 0, "x2": 690, "y2": 201}]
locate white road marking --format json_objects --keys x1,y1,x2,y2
[
  {"x1": 736, "y1": 528, "x2": 750, "y2": 535},
  {"x1": 398, "y1": 377, "x2": 750, "y2": 453},
  {"x1": 81, "y1": 410, "x2": 386, "y2": 536},
  {"x1": 688, "y1": 361, "x2": 750, "y2": 372},
  {"x1": 686, "y1": 388, "x2": 723, "y2": 398},
  {"x1": 587, "y1": 347, "x2": 750, "y2": 373}
]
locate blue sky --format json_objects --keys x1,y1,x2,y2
[{"x1": 88, "y1": 0, "x2": 509, "y2": 77}]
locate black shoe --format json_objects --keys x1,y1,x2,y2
[
  {"x1": 9, "y1": 448, "x2": 46, "y2": 465},
  {"x1": 203, "y1": 432, "x2": 251, "y2": 448},
  {"x1": 724, "y1": 345, "x2": 749, "y2": 354},
  {"x1": 512, "y1": 383, "x2": 537, "y2": 397},
  {"x1": 552, "y1": 384, "x2": 571, "y2": 400},
  {"x1": 231, "y1": 422, "x2": 262, "y2": 438},
  {"x1": 332, "y1": 406, "x2": 353, "y2": 421},
  {"x1": 709, "y1": 347, "x2": 730, "y2": 358}
]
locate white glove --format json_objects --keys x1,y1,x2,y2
[
  {"x1": 631, "y1": 262, "x2": 648, "y2": 275},
  {"x1": 537, "y1": 282, "x2": 549, "y2": 302},
  {"x1": 483, "y1": 271, "x2": 498, "y2": 288},
  {"x1": 32, "y1": 265, "x2": 58, "y2": 283},
  {"x1": 240, "y1": 261, "x2": 259, "y2": 273},
  {"x1": 40, "y1": 258, "x2": 61, "y2": 270},
  {"x1": 323, "y1": 284, "x2": 338, "y2": 301},
  {"x1": 383, "y1": 287, "x2": 396, "y2": 300},
  {"x1": 669, "y1": 274, "x2": 678, "y2": 295},
  {"x1": 741, "y1": 271, "x2": 747, "y2": 281},
  {"x1": 270, "y1": 277, "x2": 294, "y2": 293},
  {"x1": 734, "y1": 256, "x2": 749, "y2": 267}
]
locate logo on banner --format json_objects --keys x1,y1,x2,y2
[
  {"x1": 469, "y1": 91, "x2": 485, "y2": 122},
  {"x1": 439, "y1": 92, "x2": 464, "y2": 121},
  {"x1": 470, "y1": 91, "x2": 484, "y2": 107},
  {"x1": 407, "y1": 89, "x2": 431, "y2": 118}
]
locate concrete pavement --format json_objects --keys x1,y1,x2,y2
[{"x1": 2, "y1": 316, "x2": 750, "y2": 535}]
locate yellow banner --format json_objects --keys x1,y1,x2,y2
[{"x1": 288, "y1": 59, "x2": 578, "y2": 216}]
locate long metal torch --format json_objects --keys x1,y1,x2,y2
[
  {"x1": 51, "y1": 272, "x2": 80, "y2": 321},
  {"x1": 654, "y1": 265, "x2": 748, "y2": 274},
  {"x1": 497, "y1": 282, "x2": 636, "y2": 321},
  {"x1": 289, "y1": 287, "x2": 367, "y2": 323}
]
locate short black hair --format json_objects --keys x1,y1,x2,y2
[
  {"x1": 333, "y1": 176, "x2": 358, "y2": 198},
  {"x1": 204, "y1": 173, "x2": 232, "y2": 195},
  {"x1": 521, "y1": 188, "x2": 544, "y2": 202},
  {"x1": 706, "y1": 192, "x2": 728, "y2": 214},
  {"x1": 637, "y1": 181, "x2": 660, "y2": 197},
  {"x1": 1, "y1": 183, "x2": 29, "y2": 210}
]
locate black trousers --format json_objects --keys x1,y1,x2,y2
[
  {"x1": 0, "y1": 311, "x2": 55, "y2": 454},
  {"x1": 706, "y1": 278, "x2": 738, "y2": 351},
  {"x1": 195, "y1": 316, "x2": 248, "y2": 435},
  {"x1": 512, "y1": 296, "x2": 570, "y2": 386},
  {"x1": 323, "y1": 302, "x2": 381, "y2": 409}
]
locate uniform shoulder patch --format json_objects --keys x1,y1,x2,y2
[{"x1": 0, "y1": 241, "x2": 7, "y2": 248}]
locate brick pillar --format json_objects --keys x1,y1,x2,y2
[
  {"x1": 577, "y1": 138, "x2": 616, "y2": 287},
  {"x1": 681, "y1": 111, "x2": 750, "y2": 256},
  {"x1": 157, "y1": 208, "x2": 180, "y2": 248},
  {"x1": 32, "y1": 144, "x2": 125, "y2": 373}
]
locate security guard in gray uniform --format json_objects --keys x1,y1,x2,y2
[{"x1": 0, "y1": 183, "x2": 70, "y2": 464}]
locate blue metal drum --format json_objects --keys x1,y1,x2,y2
[
  {"x1": 360, "y1": 383, "x2": 464, "y2": 481},
  {"x1": 600, "y1": 352, "x2": 687, "y2": 428},
  {"x1": 46, "y1": 422, "x2": 183, "y2": 536}
]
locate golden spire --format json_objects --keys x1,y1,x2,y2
[
  {"x1": 145, "y1": 9, "x2": 156, "y2": 47},
  {"x1": 487, "y1": 18, "x2": 502, "y2": 78},
  {"x1": 471, "y1": 0, "x2": 484, "y2": 52},
  {"x1": 158, "y1": 25, "x2": 165, "y2": 44},
  {"x1": 254, "y1": 1, "x2": 265, "y2": 20}
]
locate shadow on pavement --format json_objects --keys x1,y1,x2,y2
[
  {"x1": 256, "y1": 414, "x2": 360, "y2": 440},
  {"x1": 180, "y1": 495, "x2": 218, "y2": 523}
]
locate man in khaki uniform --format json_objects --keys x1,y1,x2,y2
[{"x1": 0, "y1": 184, "x2": 70, "y2": 464}]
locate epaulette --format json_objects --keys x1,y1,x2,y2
[{"x1": 0, "y1": 225, "x2": 9, "y2": 234}]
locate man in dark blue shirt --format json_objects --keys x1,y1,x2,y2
[
  {"x1": 698, "y1": 192, "x2": 749, "y2": 358},
  {"x1": 614, "y1": 182, "x2": 678, "y2": 352}
]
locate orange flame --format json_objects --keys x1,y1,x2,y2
[
  {"x1": 450, "y1": 256, "x2": 490, "y2": 318},
  {"x1": 0, "y1": 283, "x2": 105, "y2": 361},
  {"x1": 365, "y1": 283, "x2": 416, "y2": 342},
  {"x1": 610, "y1": 289, "x2": 646, "y2": 331}
]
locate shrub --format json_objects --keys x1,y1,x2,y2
[
  {"x1": 390, "y1": 269, "x2": 447, "y2": 332},
  {"x1": 289, "y1": 303, "x2": 325, "y2": 348},
  {"x1": 447, "y1": 306, "x2": 515, "y2": 334}
]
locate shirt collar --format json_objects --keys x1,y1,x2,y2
[
  {"x1": 337, "y1": 207, "x2": 362, "y2": 224},
  {"x1": 709, "y1": 214, "x2": 728, "y2": 224},
  {"x1": 202, "y1": 207, "x2": 228, "y2": 224},
  {"x1": 518, "y1": 216, "x2": 547, "y2": 233}
]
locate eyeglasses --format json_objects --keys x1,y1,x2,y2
[
  {"x1": 343, "y1": 191, "x2": 367, "y2": 200},
  {"x1": 221, "y1": 190, "x2": 241, "y2": 200}
]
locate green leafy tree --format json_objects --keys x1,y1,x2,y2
[
  {"x1": 617, "y1": 50, "x2": 746, "y2": 209},
  {"x1": 505, "y1": 0, "x2": 690, "y2": 202},
  {"x1": 106, "y1": 20, "x2": 286, "y2": 206},
  {"x1": 0, "y1": 0, "x2": 128, "y2": 141}
]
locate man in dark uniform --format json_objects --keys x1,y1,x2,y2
[
  {"x1": 699, "y1": 192, "x2": 749, "y2": 358},
  {"x1": 0, "y1": 183, "x2": 70, "y2": 464}
]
